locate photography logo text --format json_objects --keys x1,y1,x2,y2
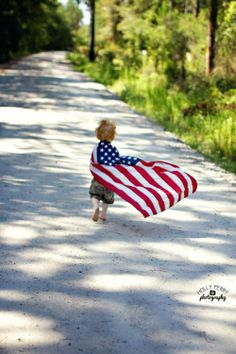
[{"x1": 196, "y1": 284, "x2": 228, "y2": 302}]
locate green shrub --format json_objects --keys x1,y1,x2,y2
[{"x1": 68, "y1": 54, "x2": 236, "y2": 174}]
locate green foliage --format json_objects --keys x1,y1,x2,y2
[
  {"x1": 69, "y1": 0, "x2": 236, "y2": 173},
  {"x1": 0, "y1": 0, "x2": 72, "y2": 63},
  {"x1": 178, "y1": 12, "x2": 208, "y2": 75},
  {"x1": 217, "y1": 1, "x2": 236, "y2": 76},
  {"x1": 70, "y1": 53, "x2": 236, "y2": 173},
  {"x1": 64, "y1": 0, "x2": 83, "y2": 31},
  {"x1": 114, "y1": 73, "x2": 236, "y2": 173},
  {"x1": 68, "y1": 51, "x2": 121, "y2": 85},
  {"x1": 63, "y1": 0, "x2": 83, "y2": 51}
]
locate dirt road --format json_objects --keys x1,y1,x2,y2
[{"x1": 0, "y1": 52, "x2": 235, "y2": 354}]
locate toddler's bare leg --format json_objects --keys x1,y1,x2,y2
[
  {"x1": 101, "y1": 203, "x2": 109, "y2": 221},
  {"x1": 91, "y1": 197, "x2": 99, "y2": 221}
]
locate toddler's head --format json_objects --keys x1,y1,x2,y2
[{"x1": 96, "y1": 119, "x2": 116, "y2": 142}]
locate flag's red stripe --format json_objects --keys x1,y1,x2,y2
[
  {"x1": 92, "y1": 163, "x2": 152, "y2": 216},
  {"x1": 91, "y1": 171, "x2": 149, "y2": 217},
  {"x1": 139, "y1": 160, "x2": 179, "y2": 168},
  {"x1": 134, "y1": 165, "x2": 175, "y2": 207},
  {"x1": 115, "y1": 165, "x2": 164, "y2": 212},
  {"x1": 186, "y1": 173, "x2": 198, "y2": 193},
  {"x1": 138, "y1": 160, "x2": 156, "y2": 167},
  {"x1": 156, "y1": 160, "x2": 179, "y2": 168},
  {"x1": 117, "y1": 166, "x2": 166, "y2": 211},
  {"x1": 142, "y1": 187, "x2": 165, "y2": 212},
  {"x1": 93, "y1": 163, "x2": 124, "y2": 184},
  {"x1": 126, "y1": 186, "x2": 157, "y2": 215},
  {"x1": 152, "y1": 167, "x2": 183, "y2": 203},
  {"x1": 171, "y1": 171, "x2": 189, "y2": 199},
  {"x1": 93, "y1": 164, "x2": 158, "y2": 215},
  {"x1": 115, "y1": 165, "x2": 140, "y2": 185},
  {"x1": 90, "y1": 152, "x2": 197, "y2": 217}
]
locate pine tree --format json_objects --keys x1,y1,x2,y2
[{"x1": 206, "y1": 0, "x2": 218, "y2": 75}]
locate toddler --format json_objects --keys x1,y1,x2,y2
[{"x1": 89, "y1": 119, "x2": 139, "y2": 222}]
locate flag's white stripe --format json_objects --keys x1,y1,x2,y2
[
  {"x1": 103, "y1": 166, "x2": 161, "y2": 213},
  {"x1": 132, "y1": 166, "x2": 173, "y2": 209},
  {"x1": 166, "y1": 170, "x2": 193, "y2": 195},
  {"x1": 136, "y1": 186, "x2": 162, "y2": 213},
  {"x1": 91, "y1": 148, "x2": 98, "y2": 163},
  {"x1": 92, "y1": 158, "x2": 192, "y2": 196},
  {"x1": 121, "y1": 165, "x2": 151, "y2": 186},
  {"x1": 120, "y1": 165, "x2": 168, "y2": 211},
  {"x1": 143, "y1": 167, "x2": 179, "y2": 205},
  {"x1": 165, "y1": 172, "x2": 185, "y2": 192},
  {"x1": 109, "y1": 165, "x2": 170, "y2": 211},
  {"x1": 152, "y1": 163, "x2": 193, "y2": 195},
  {"x1": 106, "y1": 166, "x2": 133, "y2": 185},
  {"x1": 153, "y1": 162, "x2": 193, "y2": 192},
  {"x1": 90, "y1": 165, "x2": 153, "y2": 215},
  {"x1": 178, "y1": 171, "x2": 193, "y2": 194},
  {"x1": 103, "y1": 165, "x2": 169, "y2": 212},
  {"x1": 132, "y1": 168, "x2": 173, "y2": 210}
]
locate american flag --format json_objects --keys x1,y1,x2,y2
[{"x1": 90, "y1": 142, "x2": 197, "y2": 218}]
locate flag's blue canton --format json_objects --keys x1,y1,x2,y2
[{"x1": 97, "y1": 140, "x2": 140, "y2": 166}]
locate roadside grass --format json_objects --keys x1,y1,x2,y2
[{"x1": 68, "y1": 52, "x2": 236, "y2": 174}]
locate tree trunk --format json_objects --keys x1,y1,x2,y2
[
  {"x1": 89, "y1": 0, "x2": 95, "y2": 62},
  {"x1": 184, "y1": 0, "x2": 189, "y2": 14},
  {"x1": 169, "y1": 0, "x2": 174, "y2": 11},
  {"x1": 181, "y1": 59, "x2": 186, "y2": 81},
  {"x1": 194, "y1": 0, "x2": 200, "y2": 17},
  {"x1": 206, "y1": 0, "x2": 218, "y2": 75},
  {"x1": 111, "y1": 0, "x2": 122, "y2": 44}
]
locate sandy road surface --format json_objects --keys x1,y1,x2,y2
[{"x1": 0, "y1": 52, "x2": 236, "y2": 354}]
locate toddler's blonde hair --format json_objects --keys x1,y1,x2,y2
[{"x1": 96, "y1": 119, "x2": 116, "y2": 141}]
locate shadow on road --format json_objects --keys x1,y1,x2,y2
[{"x1": 0, "y1": 52, "x2": 235, "y2": 354}]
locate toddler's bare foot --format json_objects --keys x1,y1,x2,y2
[
  {"x1": 92, "y1": 207, "x2": 99, "y2": 222},
  {"x1": 99, "y1": 217, "x2": 107, "y2": 222}
]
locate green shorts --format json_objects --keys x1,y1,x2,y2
[{"x1": 89, "y1": 178, "x2": 114, "y2": 204}]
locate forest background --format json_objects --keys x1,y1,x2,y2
[{"x1": 1, "y1": 0, "x2": 236, "y2": 173}]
